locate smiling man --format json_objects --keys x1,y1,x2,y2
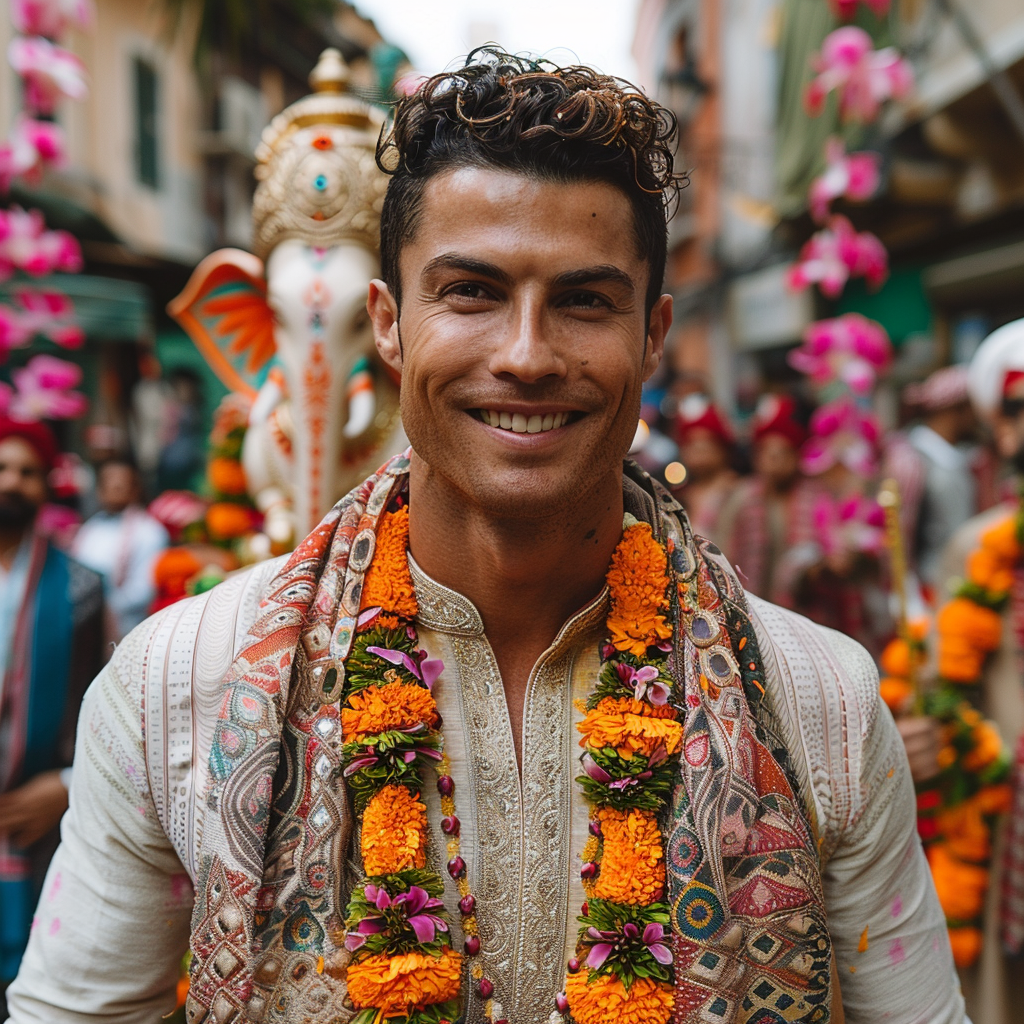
[{"x1": 7, "y1": 51, "x2": 964, "y2": 1024}]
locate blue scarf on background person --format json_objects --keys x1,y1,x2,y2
[{"x1": 0, "y1": 534, "x2": 74, "y2": 981}]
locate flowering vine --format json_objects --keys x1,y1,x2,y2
[{"x1": 0, "y1": 0, "x2": 93, "y2": 425}]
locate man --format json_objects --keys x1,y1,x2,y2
[
  {"x1": 720, "y1": 394, "x2": 818, "y2": 602},
  {"x1": 0, "y1": 418, "x2": 104, "y2": 1004},
  {"x1": 884, "y1": 365, "x2": 978, "y2": 596},
  {"x1": 72, "y1": 456, "x2": 169, "y2": 641},
  {"x1": 670, "y1": 393, "x2": 738, "y2": 547},
  {"x1": 936, "y1": 321, "x2": 1024, "y2": 1024},
  {"x1": 9, "y1": 52, "x2": 962, "y2": 1023}
]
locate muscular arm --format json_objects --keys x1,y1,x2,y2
[{"x1": 6, "y1": 650, "x2": 192, "y2": 1022}]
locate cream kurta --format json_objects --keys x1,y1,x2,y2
[{"x1": 7, "y1": 555, "x2": 965, "y2": 1023}]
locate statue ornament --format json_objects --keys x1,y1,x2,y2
[{"x1": 169, "y1": 49, "x2": 405, "y2": 551}]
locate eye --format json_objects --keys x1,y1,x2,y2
[{"x1": 561, "y1": 290, "x2": 610, "y2": 309}]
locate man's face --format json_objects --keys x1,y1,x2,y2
[
  {"x1": 97, "y1": 464, "x2": 138, "y2": 515},
  {"x1": 0, "y1": 437, "x2": 47, "y2": 532},
  {"x1": 369, "y1": 167, "x2": 669, "y2": 519},
  {"x1": 753, "y1": 434, "x2": 800, "y2": 490}
]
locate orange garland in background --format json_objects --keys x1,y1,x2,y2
[{"x1": 881, "y1": 502, "x2": 1021, "y2": 967}]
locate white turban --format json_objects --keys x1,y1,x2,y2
[{"x1": 967, "y1": 317, "x2": 1024, "y2": 420}]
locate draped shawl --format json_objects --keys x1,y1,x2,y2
[{"x1": 185, "y1": 453, "x2": 831, "y2": 1024}]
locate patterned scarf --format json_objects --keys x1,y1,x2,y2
[{"x1": 185, "y1": 452, "x2": 829, "y2": 1024}]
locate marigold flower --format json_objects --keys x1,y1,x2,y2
[
  {"x1": 965, "y1": 547, "x2": 1014, "y2": 594},
  {"x1": 963, "y1": 721, "x2": 1004, "y2": 773},
  {"x1": 153, "y1": 547, "x2": 203, "y2": 597},
  {"x1": 208, "y1": 456, "x2": 247, "y2": 496},
  {"x1": 879, "y1": 638, "x2": 911, "y2": 678},
  {"x1": 593, "y1": 806, "x2": 665, "y2": 905},
  {"x1": 360, "y1": 784, "x2": 428, "y2": 875},
  {"x1": 361, "y1": 507, "x2": 418, "y2": 619},
  {"x1": 979, "y1": 514, "x2": 1021, "y2": 562},
  {"x1": 346, "y1": 947, "x2": 462, "y2": 1013},
  {"x1": 578, "y1": 697, "x2": 682, "y2": 759},
  {"x1": 937, "y1": 598, "x2": 1002, "y2": 650},
  {"x1": 947, "y1": 926, "x2": 983, "y2": 969},
  {"x1": 878, "y1": 676, "x2": 912, "y2": 714},
  {"x1": 565, "y1": 970, "x2": 673, "y2": 1024},
  {"x1": 927, "y1": 842, "x2": 988, "y2": 922},
  {"x1": 974, "y1": 783, "x2": 1013, "y2": 816},
  {"x1": 206, "y1": 501, "x2": 253, "y2": 540},
  {"x1": 937, "y1": 799, "x2": 991, "y2": 863},
  {"x1": 936, "y1": 634, "x2": 985, "y2": 684},
  {"x1": 606, "y1": 523, "x2": 672, "y2": 658},
  {"x1": 342, "y1": 681, "x2": 439, "y2": 742}
]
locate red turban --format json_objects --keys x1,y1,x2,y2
[
  {"x1": 0, "y1": 416, "x2": 59, "y2": 472},
  {"x1": 752, "y1": 394, "x2": 807, "y2": 448},
  {"x1": 675, "y1": 394, "x2": 734, "y2": 447}
]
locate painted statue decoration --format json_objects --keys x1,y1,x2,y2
[{"x1": 169, "y1": 49, "x2": 405, "y2": 549}]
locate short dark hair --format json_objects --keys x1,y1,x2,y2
[
  {"x1": 96, "y1": 455, "x2": 139, "y2": 477},
  {"x1": 377, "y1": 48, "x2": 686, "y2": 317}
]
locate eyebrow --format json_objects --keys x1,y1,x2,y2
[{"x1": 421, "y1": 254, "x2": 636, "y2": 293}]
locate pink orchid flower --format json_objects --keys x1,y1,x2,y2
[
  {"x1": 830, "y1": 0, "x2": 890, "y2": 18},
  {"x1": 787, "y1": 214, "x2": 888, "y2": 298},
  {"x1": 0, "y1": 117, "x2": 66, "y2": 189},
  {"x1": 0, "y1": 207, "x2": 82, "y2": 281},
  {"x1": 614, "y1": 661, "x2": 671, "y2": 705},
  {"x1": 800, "y1": 399, "x2": 880, "y2": 478},
  {"x1": 345, "y1": 884, "x2": 448, "y2": 951},
  {"x1": 585, "y1": 921, "x2": 673, "y2": 970},
  {"x1": 7, "y1": 354, "x2": 87, "y2": 421},
  {"x1": 8, "y1": 37, "x2": 88, "y2": 115},
  {"x1": 0, "y1": 290, "x2": 83, "y2": 356},
  {"x1": 806, "y1": 27, "x2": 913, "y2": 123},
  {"x1": 366, "y1": 645, "x2": 444, "y2": 690},
  {"x1": 809, "y1": 138, "x2": 881, "y2": 222},
  {"x1": 12, "y1": 0, "x2": 94, "y2": 39},
  {"x1": 789, "y1": 314, "x2": 891, "y2": 394}
]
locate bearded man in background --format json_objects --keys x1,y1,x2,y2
[{"x1": 9, "y1": 51, "x2": 963, "y2": 1024}]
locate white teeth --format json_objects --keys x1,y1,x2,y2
[{"x1": 481, "y1": 410, "x2": 572, "y2": 433}]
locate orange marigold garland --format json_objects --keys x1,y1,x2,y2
[
  {"x1": 341, "y1": 511, "x2": 683, "y2": 1022},
  {"x1": 884, "y1": 498, "x2": 1021, "y2": 968},
  {"x1": 555, "y1": 518, "x2": 678, "y2": 1022}
]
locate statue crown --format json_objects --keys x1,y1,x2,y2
[{"x1": 252, "y1": 49, "x2": 389, "y2": 259}]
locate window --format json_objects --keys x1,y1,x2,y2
[{"x1": 133, "y1": 56, "x2": 159, "y2": 189}]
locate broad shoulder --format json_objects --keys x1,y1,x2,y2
[{"x1": 106, "y1": 554, "x2": 288, "y2": 709}]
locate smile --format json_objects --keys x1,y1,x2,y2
[{"x1": 476, "y1": 410, "x2": 573, "y2": 434}]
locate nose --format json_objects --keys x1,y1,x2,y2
[{"x1": 487, "y1": 300, "x2": 567, "y2": 384}]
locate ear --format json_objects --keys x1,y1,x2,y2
[
  {"x1": 168, "y1": 249, "x2": 275, "y2": 400},
  {"x1": 643, "y1": 293, "x2": 672, "y2": 382},
  {"x1": 368, "y1": 279, "x2": 402, "y2": 377}
]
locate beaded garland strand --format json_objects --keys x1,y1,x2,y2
[{"x1": 338, "y1": 504, "x2": 686, "y2": 1023}]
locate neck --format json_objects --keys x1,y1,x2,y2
[
  {"x1": 407, "y1": 454, "x2": 624, "y2": 650},
  {"x1": 0, "y1": 525, "x2": 30, "y2": 570},
  {"x1": 924, "y1": 415, "x2": 957, "y2": 445}
]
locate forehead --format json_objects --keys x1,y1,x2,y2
[
  {"x1": 0, "y1": 436, "x2": 44, "y2": 471},
  {"x1": 99, "y1": 463, "x2": 135, "y2": 482},
  {"x1": 410, "y1": 166, "x2": 641, "y2": 276}
]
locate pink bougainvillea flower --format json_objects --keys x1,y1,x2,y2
[
  {"x1": 789, "y1": 313, "x2": 891, "y2": 394},
  {"x1": 830, "y1": 0, "x2": 890, "y2": 19},
  {"x1": 787, "y1": 214, "x2": 888, "y2": 297},
  {"x1": 0, "y1": 117, "x2": 67, "y2": 189},
  {"x1": 8, "y1": 37, "x2": 88, "y2": 114},
  {"x1": 0, "y1": 290, "x2": 83, "y2": 356},
  {"x1": 801, "y1": 398, "x2": 881, "y2": 478},
  {"x1": 0, "y1": 207, "x2": 83, "y2": 280},
  {"x1": 805, "y1": 27, "x2": 913, "y2": 123},
  {"x1": 809, "y1": 137, "x2": 881, "y2": 222},
  {"x1": 11, "y1": 0, "x2": 94, "y2": 38},
  {"x1": 8, "y1": 353, "x2": 87, "y2": 421}
]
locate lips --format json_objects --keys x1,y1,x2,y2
[{"x1": 478, "y1": 409, "x2": 572, "y2": 434}]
